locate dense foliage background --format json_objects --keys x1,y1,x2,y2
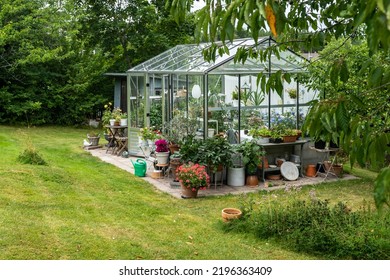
[{"x1": 0, "y1": 0, "x2": 194, "y2": 125}]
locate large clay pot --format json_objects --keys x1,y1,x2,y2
[
  {"x1": 246, "y1": 175, "x2": 259, "y2": 187},
  {"x1": 180, "y1": 184, "x2": 198, "y2": 198}
]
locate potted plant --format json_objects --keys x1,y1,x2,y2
[
  {"x1": 269, "y1": 127, "x2": 283, "y2": 143},
  {"x1": 120, "y1": 112, "x2": 128, "y2": 126},
  {"x1": 227, "y1": 149, "x2": 245, "y2": 187},
  {"x1": 154, "y1": 138, "x2": 170, "y2": 164},
  {"x1": 87, "y1": 131, "x2": 100, "y2": 146},
  {"x1": 249, "y1": 127, "x2": 272, "y2": 144},
  {"x1": 138, "y1": 127, "x2": 158, "y2": 144},
  {"x1": 199, "y1": 135, "x2": 234, "y2": 173},
  {"x1": 111, "y1": 107, "x2": 122, "y2": 126},
  {"x1": 169, "y1": 152, "x2": 182, "y2": 181},
  {"x1": 177, "y1": 135, "x2": 203, "y2": 164},
  {"x1": 176, "y1": 163, "x2": 210, "y2": 198},
  {"x1": 282, "y1": 128, "x2": 299, "y2": 143},
  {"x1": 236, "y1": 139, "x2": 265, "y2": 186},
  {"x1": 165, "y1": 112, "x2": 197, "y2": 153}
]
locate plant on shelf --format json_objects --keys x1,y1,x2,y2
[
  {"x1": 249, "y1": 127, "x2": 272, "y2": 138},
  {"x1": 269, "y1": 127, "x2": 284, "y2": 143},
  {"x1": 111, "y1": 107, "x2": 122, "y2": 125},
  {"x1": 199, "y1": 134, "x2": 234, "y2": 173},
  {"x1": 176, "y1": 163, "x2": 210, "y2": 191}
]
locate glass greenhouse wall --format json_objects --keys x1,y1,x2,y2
[{"x1": 126, "y1": 37, "x2": 318, "y2": 155}]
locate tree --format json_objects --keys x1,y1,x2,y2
[
  {"x1": 0, "y1": 0, "x2": 195, "y2": 125},
  {"x1": 166, "y1": 0, "x2": 390, "y2": 209}
]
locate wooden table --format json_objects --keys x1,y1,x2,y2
[
  {"x1": 258, "y1": 139, "x2": 309, "y2": 181},
  {"x1": 105, "y1": 125, "x2": 128, "y2": 155}
]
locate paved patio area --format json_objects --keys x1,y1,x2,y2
[{"x1": 86, "y1": 147, "x2": 358, "y2": 199}]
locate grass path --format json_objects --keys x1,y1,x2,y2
[{"x1": 0, "y1": 126, "x2": 376, "y2": 260}]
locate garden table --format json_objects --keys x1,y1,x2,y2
[{"x1": 105, "y1": 125, "x2": 128, "y2": 155}]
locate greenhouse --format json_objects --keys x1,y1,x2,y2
[{"x1": 126, "y1": 37, "x2": 318, "y2": 155}]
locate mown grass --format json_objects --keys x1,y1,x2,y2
[{"x1": 0, "y1": 125, "x2": 378, "y2": 260}]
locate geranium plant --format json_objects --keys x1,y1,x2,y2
[
  {"x1": 155, "y1": 139, "x2": 169, "y2": 152},
  {"x1": 176, "y1": 164, "x2": 210, "y2": 191}
]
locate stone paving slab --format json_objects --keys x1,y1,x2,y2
[{"x1": 86, "y1": 148, "x2": 358, "y2": 199}]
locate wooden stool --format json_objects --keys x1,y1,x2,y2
[{"x1": 155, "y1": 163, "x2": 169, "y2": 177}]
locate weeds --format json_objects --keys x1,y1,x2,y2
[
  {"x1": 17, "y1": 133, "x2": 46, "y2": 165},
  {"x1": 224, "y1": 187, "x2": 390, "y2": 259}
]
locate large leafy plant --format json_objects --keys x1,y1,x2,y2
[{"x1": 199, "y1": 135, "x2": 234, "y2": 173}]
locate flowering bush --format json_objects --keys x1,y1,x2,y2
[
  {"x1": 155, "y1": 139, "x2": 169, "y2": 152},
  {"x1": 176, "y1": 164, "x2": 210, "y2": 191}
]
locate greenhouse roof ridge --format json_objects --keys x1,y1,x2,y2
[{"x1": 127, "y1": 37, "x2": 306, "y2": 75}]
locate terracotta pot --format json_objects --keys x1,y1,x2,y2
[
  {"x1": 258, "y1": 157, "x2": 269, "y2": 169},
  {"x1": 267, "y1": 173, "x2": 282, "y2": 180},
  {"x1": 180, "y1": 183, "x2": 198, "y2": 198},
  {"x1": 283, "y1": 135, "x2": 297, "y2": 143},
  {"x1": 330, "y1": 164, "x2": 343, "y2": 177},
  {"x1": 221, "y1": 208, "x2": 242, "y2": 222},
  {"x1": 246, "y1": 175, "x2": 259, "y2": 187},
  {"x1": 306, "y1": 164, "x2": 317, "y2": 177},
  {"x1": 323, "y1": 160, "x2": 331, "y2": 171},
  {"x1": 169, "y1": 143, "x2": 180, "y2": 154}
]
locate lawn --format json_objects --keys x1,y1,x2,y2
[{"x1": 0, "y1": 125, "x2": 378, "y2": 260}]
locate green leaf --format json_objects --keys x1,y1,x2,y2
[
  {"x1": 340, "y1": 60, "x2": 349, "y2": 82},
  {"x1": 369, "y1": 66, "x2": 383, "y2": 87},
  {"x1": 374, "y1": 167, "x2": 390, "y2": 211}
]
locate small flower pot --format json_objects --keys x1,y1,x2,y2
[
  {"x1": 246, "y1": 175, "x2": 259, "y2": 187},
  {"x1": 222, "y1": 208, "x2": 242, "y2": 222},
  {"x1": 306, "y1": 164, "x2": 317, "y2": 177}
]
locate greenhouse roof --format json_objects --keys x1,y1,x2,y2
[{"x1": 128, "y1": 37, "x2": 306, "y2": 75}]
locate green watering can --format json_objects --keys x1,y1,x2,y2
[{"x1": 131, "y1": 159, "x2": 147, "y2": 177}]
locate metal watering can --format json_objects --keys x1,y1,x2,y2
[{"x1": 131, "y1": 159, "x2": 147, "y2": 177}]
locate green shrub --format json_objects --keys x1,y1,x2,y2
[{"x1": 224, "y1": 194, "x2": 390, "y2": 259}]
